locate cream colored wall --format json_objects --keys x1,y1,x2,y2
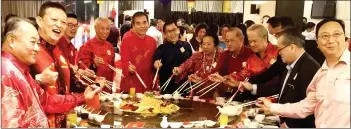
[
  {"x1": 243, "y1": 1, "x2": 276, "y2": 24},
  {"x1": 304, "y1": 1, "x2": 350, "y2": 37}
]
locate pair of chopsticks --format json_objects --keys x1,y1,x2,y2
[
  {"x1": 215, "y1": 77, "x2": 249, "y2": 117},
  {"x1": 242, "y1": 94, "x2": 279, "y2": 107},
  {"x1": 152, "y1": 59, "x2": 161, "y2": 89},
  {"x1": 160, "y1": 74, "x2": 174, "y2": 91},
  {"x1": 78, "y1": 61, "x2": 113, "y2": 89},
  {"x1": 172, "y1": 71, "x2": 199, "y2": 94},
  {"x1": 198, "y1": 81, "x2": 223, "y2": 97},
  {"x1": 183, "y1": 78, "x2": 209, "y2": 93},
  {"x1": 76, "y1": 76, "x2": 111, "y2": 95},
  {"x1": 128, "y1": 62, "x2": 147, "y2": 89}
]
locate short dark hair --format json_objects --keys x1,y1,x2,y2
[
  {"x1": 132, "y1": 12, "x2": 149, "y2": 25},
  {"x1": 157, "y1": 17, "x2": 165, "y2": 22},
  {"x1": 267, "y1": 17, "x2": 281, "y2": 28},
  {"x1": 280, "y1": 16, "x2": 295, "y2": 29},
  {"x1": 163, "y1": 21, "x2": 176, "y2": 33},
  {"x1": 67, "y1": 13, "x2": 78, "y2": 19},
  {"x1": 108, "y1": 17, "x2": 114, "y2": 23},
  {"x1": 177, "y1": 18, "x2": 185, "y2": 24},
  {"x1": 150, "y1": 19, "x2": 157, "y2": 27},
  {"x1": 262, "y1": 15, "x2": 270, "y2": 19},
  {"x1": 202, "y1": 33, "x2": 219, "y2": 47},
  {"x1": 244, "y1": 20, "x2": 255, "y2": 28},
  {"x1": 39, "y1": 1, "x2": 66, "y2": 17},
  {"x1": 276, "y1": 28, "x2": 305, "y2": 48},
  {"x1": 208, "y1": 23, "x2": 219, "y2": 36},
  {"x1": 303, "y1": 17, "x2": 307, "y2": 21},
  {"x1": 4, "y1": 14, "x2": 18, "y2": 22},
  {"x1": 315, "y1": 18, "x2": 345, "y2": 38},
  {"x1": 178, "y1": 26, "x2": 186, "y2": 38},
  {"x1": 125, "y1": 15, "x2": 131, "y2": 21},
  {"x1": 2, "y1": 17, "x2": 34, "y2": 45},
  {"x1": 306, "y1": 22, "x2": 316, "y2": 29},
  {"x1": 222, "y1": 24, "x2": 231, "y2": 29},
  {"x1": 194, "y1": 23, "x2": 208, "y2": 37}
]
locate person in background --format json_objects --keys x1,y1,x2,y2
[
  {"x1": 156, "y1": 17, "x2": 165, "y2": 32},
  {"x1": 153, "y1": 21, "x2": 193, "y2": 94},
  {"x1": 120, "y1": 15, "x2": 131, "y2": 40},
  {"x1": 302, "y1": 17, "x2": 308, "y2": 31},
  {"x1": 257, "y1": 18, "x2": 350, "y2": 128},
  {"x1": 219, "y1": 24, "x2": 231, "y2": 49},
  {"x1": 107, "y1": 17, "x2": 120, "y2": 49},
  {"x1": 120, "y1": 12, "x2": 157, "y2": 93},
  {"x1": 1, "y1": 17, "x2": 100, "y2": 128},
  {"x1": 4, "y1": 14, "x2": 18, "y2": 23},
  {"x1": 146, "y1": 19, "x2": 163, "y2": 47},
  {"x1": 261, "y1": 15, "x2": 270, "y2": 25},
  {"x1": 190, "y1": 23, "x2": 208, "y2": 51},
  {"x1": 244, "y1": 20, "x2": 255, "y2": 28},
  {"x1": 177, "y1": 18, "x2": 185, "y2": 27},
  {"x1": 302, "y1": 22, "x2": 316, "y2": 40}
]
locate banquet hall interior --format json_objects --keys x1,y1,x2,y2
[{"x1": 1, "y1": 0, "x2": 350, "y2": 128}]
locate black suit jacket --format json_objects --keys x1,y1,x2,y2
[{"x1": 257, "y1": 52, "x2": 320, "y2": 128}]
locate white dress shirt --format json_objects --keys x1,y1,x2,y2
[{"x1": 146, "y1": 26, "x2": 163, "y2": 47}]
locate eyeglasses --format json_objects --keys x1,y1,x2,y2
[
  {"x1": 278, "y1": 43, "x2": 291, "y2": 53},
  {"x1": 68, "y1": 23, "x2": 79, "y2": 28},
  {"x1": 318, "y1": 32, "x2": 344, "y2": 40}
]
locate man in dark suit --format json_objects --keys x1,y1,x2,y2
[
  {"x1": 120, "y1": 15, "x2": 131, "y2": 39},
  {"x1": 241, "y1": 28, "x2": 320, "y2": 128}
]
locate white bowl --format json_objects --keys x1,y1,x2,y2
[
  {"x1": 114, "y1": 93, "x2": 122, "y2": 99},
  {"x1": 163, "y1": 94, "x2": 172, "y2": 99},
  {"x1": 113, "y1": 121, "x2": 122, "y2": 128},
  {"x1": 255, "y1": 114, "x2": 265, "y2": 123},
  {"x1": 173, "y1": 95, "x2": 180, "y2": 100},
  {"x1": 169, "y1": 122, "x2": 182, "y2": 128},
  {"x1": 262, "y1": 125, "x2": 279, "y2": 128},
  {"x1": 100, "y1": 124, "x2": 110, "y2": 128},
  {"x1": 88, "y1": 114, "x2": 96, "y2": 120},
  {"x1": 182, "y1": 122, "x2": 194, "y2": 128},
  {"x1": 122, "y1": 94, "x2": 129, "y2": 99},
  {"x1": 94, "y1": 115, "x2": 105, "y2": 123},
  {"x1": 155, "y1": 95, "x2": 163, "y2": 99},
  {"x1": 204, "y1": 120, "x2": 217, "y2": 127},
  {"x1": 218, "y1": 105, "x2": 243, "y2": 116}
]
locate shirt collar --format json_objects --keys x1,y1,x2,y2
[
  {"x1": 1, "y1": 51, "x2": 29, "y2": 74},
  {"x1": 286, "y1": 51, "x2": 305, "y2": 71},
  {"x1": 321, "y1": 49, "x2": 350, "y2": 70}
]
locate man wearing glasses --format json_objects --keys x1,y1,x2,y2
[
  {"x1": 241, "y1": 28, "x2": 320, "y2": 128},
  {"x1": 257, "y1": 19, "x2": 350, "y2": 128},
  {"x1": 57, "y1": 13, "x2": 95, "y2": 93}
]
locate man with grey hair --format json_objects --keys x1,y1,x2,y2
[
  {"x1": 241, "y1": 28, "x2": 320, "y2": 128},
  {"x1": 210, "y1": 24, "x2": 279, "y2": 101},
  {"x1": 78, "y1": 17, "x2": 115, "y2": 93}
]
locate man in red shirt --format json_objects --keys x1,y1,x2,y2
[
  {"x1": 120, "y1": 12, "x2": 157, "y2": 93},
  {"x1": 78, "y1": 17, "x2": 115, "y2": 92},
  {"x1": 58, "y1": 13, "x2": 95, "y2": 93}
]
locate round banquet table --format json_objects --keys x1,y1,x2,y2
[{"x1": 87, "y1": 99, "x2": 243, "y2": 128}]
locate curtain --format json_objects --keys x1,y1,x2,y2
[
  {"x1": 99, "y1": 1, "x2": 115, "y2": 17},
  {"x1": 231, "y1": 1, "x2": 244, "y2": 13},
  {"x1": 131, "y1": 1, "x2": 144, "y2": 10},
  {"x1": 171, "y1": 11, "x2": 243, "y2": 27},
  {"x1": 194, "y1": 1, "x2": 223, "y2": 12},
  {"x1": 1, "y1": 1, "x2": 45, "y2": 18},
  {"x1": 171, "y1": 1, "x2": 187, "y2": 11}
]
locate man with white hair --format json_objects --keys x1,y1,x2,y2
[{"x1": 78, "y1": 17, "x2": 115, "y2": 92}]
